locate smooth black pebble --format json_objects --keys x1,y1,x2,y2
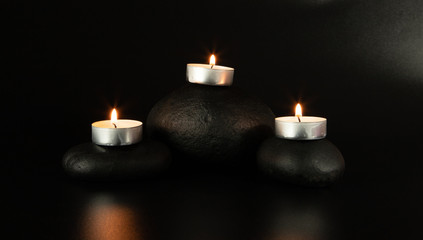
[
  {"x1": 62, "y1": 140, "x2": 171, "y2": 180},
  {"x1": 146, "y1": 83, "x2": 275, "y2": 171},
  {"x1": 257, "y1": 137, "x2": 345, "y2": 187}
]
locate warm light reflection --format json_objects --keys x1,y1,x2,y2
[
  {"x1": 209, "y1": 54, "x2": 216, "y2": 66},
  {"x1": 82, "y1": 195, "x2": 143, "y2": 240},
  {"x1": 111, "y1": 108, "x2": 118, "y2": 123},
  {"x1": 295, "y1": 103, "x2": 302, "y2": 118}
]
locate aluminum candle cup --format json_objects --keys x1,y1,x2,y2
[
  {"x1": 186, "y1": 63, "x2": 234, "y2": 86},
  {"x1": 275, "y1": 117, "x2": 327, "y2": 140},
  {"x1": 92, "y1": 120, "x2": 143, "y2": 146}
]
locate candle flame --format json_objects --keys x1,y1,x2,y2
[
  {"x1": 209, "y1": 54, "x2": 216, "y2": 66},
  {"x1": 295, "y1": 103, "x2": 302, "y2": 118},
  {"x1": 111, "y1": 108, "x2": 118, "y2": 123}
]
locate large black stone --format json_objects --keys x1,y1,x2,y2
[
  {"x1": 62, "y1": 140, "x2": 171, "y2": 180},
  {"x1": 257, "y1": 137, "x2": 345, "y2": 187},
  {"x1": 146, "y1": 83, "x2": 275, "y2": 171}
]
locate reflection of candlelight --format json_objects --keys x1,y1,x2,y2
[
  {"x1": 82, "y1": 195, "x2": 142, "y2": 240},
  {"x1": 258, "y1": 191, "x2": 339, "y2": 240}
]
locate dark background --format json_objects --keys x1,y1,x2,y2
[{"x1": 6, "y1": 0, "x2": 423, "y2": 239}]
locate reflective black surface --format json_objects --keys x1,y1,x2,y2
[{"x1": 8, "y1": 138, "x2": 423, "y2": 239}]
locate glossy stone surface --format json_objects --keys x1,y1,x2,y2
[
  {"x1": 146, "y1": 83, "x2": 275, "y2": 170},
  {"x1": 257, "y1": 137, "x2": 345, "y2": 187},
  {"x1": 63, "y1": 140, "x2": 171, "y2": 180}
]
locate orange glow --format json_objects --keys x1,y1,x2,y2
[
  {"x1": 111, "y1": 108, "x2": 118, "y2": 123},
  {"x1": 82, "y1": 196, "x2": 142, "y2": 240},
  {"x1": 209, "y1": 54, "x2": 216, "y2": 66},
  {"x1": 295, "y1": 103, "x2": 302, "y2": 118}
]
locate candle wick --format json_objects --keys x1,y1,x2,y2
[
  {"x1": 112, "y1": 123, "x2": 117, "y2": 128},
  {"x1": 210, "y1": 64, "x2": 214, "y2": 69},
  {"x1": 297, "y1": 116, "x2": 301, "y2": 122}
]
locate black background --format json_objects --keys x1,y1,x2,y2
[{"x1": 6, "y1": 0, "x2": 423, "y2": 239}]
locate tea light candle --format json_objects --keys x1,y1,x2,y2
[
  {"x1": 187, "y1": 54, "x2": 234, "y2": 86},
  {"x1": 92, "y1": 109, "x2": 143, "y2": 146},
  {"x1": 275, "y1": 103, "x2": 326, "y2": 140}
]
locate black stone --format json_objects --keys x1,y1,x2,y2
[
  {"x1": 257, "y1": 137, "x2": 345, "y2": 187},
  {"x1": 62, "y1": 140, "x2": 172, "y2": 180},
  {"x1": 146, "y1": 83, "x2": 275, "y2": 171}
]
